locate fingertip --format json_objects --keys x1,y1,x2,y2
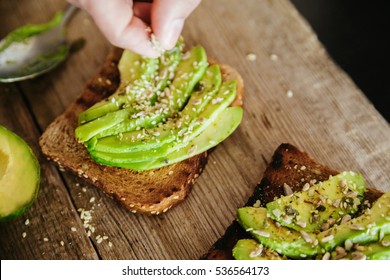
[{"x1": 156, "y1": 18, "x2": 184, "y2": 50}]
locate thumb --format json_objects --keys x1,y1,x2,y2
[{"x1": 151, "y1": 0, "x2": 201, "y2": 50}]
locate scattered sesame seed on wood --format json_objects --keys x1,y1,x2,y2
[{"x1": 246, "y1": 53, "x2": 257, "y2": 61}]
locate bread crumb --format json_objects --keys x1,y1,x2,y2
[{"x1": 246, "y1": 53, "x2": 257, "y2": 61}]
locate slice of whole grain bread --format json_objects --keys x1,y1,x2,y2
[
  {"x1": 202, "y1": 143, "x2": 384, "y2": 259},
  {"x1": 39, "y1": 48, "x2": 243, "y2": 215}
]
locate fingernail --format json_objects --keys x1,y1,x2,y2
[{"x1": 160, "y1": 19, "x2": 184, "y2": 50}]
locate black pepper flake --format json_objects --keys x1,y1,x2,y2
[{"x1": 316, "y1": 205, "x2": 326, "y2": 212}]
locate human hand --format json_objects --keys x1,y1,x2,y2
[{"x1": 68, "y1": 0, "x2": 201, "y2": 57}]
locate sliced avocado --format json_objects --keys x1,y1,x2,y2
[
  {"x1": 237, "y1": 207, "x2": 322, "y2": 259},
  {"x1": 328, "y1": 235, "x2": 390, "y2": 260},
  {"x1": 232, "y1": 239, "x2": 285, "y2": 260},
  {"x1": 0, "y1": 125, "x2": 40, "y2": 221},
  {"x1": 91, "y1": 64, "x2": 222, "y2": 153},
  {"x1": 75, "y1": 108, "x2": 134, "y2": 143},
  {"x1": 78, "y1": 52, "x2": 158, "y2": 125},
  {"x1": 363, "y1": 235, "x2": 390, "y2": 260},
  {"x1": 88, "y1": 80, "x2": 237, "y2": 165},
  {"x1": 77, "y1": 40, "x2": 184, "y2": 125},
  {"x1": 139, "y1": 106, "x2": 242, "y2": 170},
  {"x1": 82, "y1": 46, "x2": 208, "y2": 141},
  {"x1": 89, "y1": 106, "x2": 242, "y2": 170},
  {"x1": 150, "y1": 39, "x2": 183, "y2": 105},
  {"x1": 266, "y1": 172, "x2": 366, "y2": 233},
  {"x1": 318, "y1": 191, "x2": 390, "y2": 252}
]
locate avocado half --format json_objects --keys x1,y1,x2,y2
[{"x1": 0, "y1": 125, "x2": 40, "y2": 222}]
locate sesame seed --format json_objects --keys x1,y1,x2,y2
[
  {"x1": 246, "y1": 53, "x2": 257, "y2": 61},
  {"x1": 22, "y1": 232, "x2": 27, "y2": 238},
  {"x1": 351, "y1": 252, "x2": 366, "y2": 260},
  {"x1": 249, "y1": 244, "x2": 263, "y2": 258},
  {"x1": 43, "y1": 237, "x2": 49, "y2": 242},
  {"x1": 321, "y1": 235, "x2": 334, "y2": 243},
  {"x1": 270, "y1": 53, "x2": 279, "y2": 61},
  {"x1": 302, "y1": 183, "x2": 310, "y2": 191},
  {"x1": 25, "y1": 219, "x2": 30, "y2": 226},
  {"x1": 71, "y1": 227, "x2": 77, "y2": 232},
  {"x1": 89, "y1": 197, "x2": 96, "y2": 203},
  {"x1": 253, "y1": 230, "x2": 270, "y2": 238},
  {"x1": 296, "y1": 221, "x2": 307, "y2": 228},
  {"x1": 300, "y1": 231, "x2": 313, "y2": 243},
  {"x1": 253, "y1": 200, "x2": 261, "y2": 208},
  {"x1": 322, "y1": 252, "x2": 330, "y2": 260},
  {"x1": 283, "y1": 183, "x2": 293, "y2": 196},
  {"x1": 60, "y1": 241, "x2": 65, "y2": 246},
  {"x1": 344, "y1": 239, "x2": 353, "y2": 251},
  {"x1": 286, "y1": 90, "x2": 294, "y2": 98}
]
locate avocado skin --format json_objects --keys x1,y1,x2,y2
[
  {"x1": 318, "y1": 191, "x2": 390, "y2": 252},
  {"x1": 0, "y1": 125, "x2": 40, "y2": 222},
  {"x1": 237, "y1": 207, "x2": 322, "y2": 259},
  {"x1": 232, "y1": 239, "x2": 284, "y2": 260},
  {"x1": 266, "y1": 172, "x2": 366, "y2": 233}
]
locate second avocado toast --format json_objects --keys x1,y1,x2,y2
[{"x1": 203, "y1": 143, "x2": 390, "y2": 260}]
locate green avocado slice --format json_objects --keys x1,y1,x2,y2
[
  {"x1": 237, "y1": 207, "x2": 322, "y2": 259},
  {"x1": 88, "y1": 80, "x2": 237, "y2": 165},
  {"x1": 0, "y1": 125, "x2": 40, "y2": 221},
  {"x1": 318, "y1": 191, "x2": 390, "y2": 252},
  {"x1": 91, "y1": 64, "x2": 222, "y2": 153},
  {"x1": 89, "y1": 106, "x2": 242, "y2": 170},
  {"x1": 76, "y1": 46, "x2": 208, "y2": 142}
]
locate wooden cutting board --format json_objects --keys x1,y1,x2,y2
[{"x1": 0, "y1": 0, "x2": 389, "y2": 259}]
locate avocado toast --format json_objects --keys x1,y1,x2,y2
[
  {"x1": 39, "y1": 42, "x2": 244, "y2": 215},
  {"x1": 203, "y1": 143, "x2": 388, "y2": 260}
]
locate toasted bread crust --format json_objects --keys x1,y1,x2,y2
[
  {"x1": 202, "y1": 143, "x2": 384, "y2": 259},
  {"x1": 40, "y1": 48, "x2": 244, "y2": 215}
]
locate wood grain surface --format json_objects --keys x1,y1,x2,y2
[{"x1": 0, "y1": 0, "x2": 389, "y2": 260}]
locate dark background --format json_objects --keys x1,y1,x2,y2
[{"x1": 291, "y1": 0, "x2": 389, "y2": 122}]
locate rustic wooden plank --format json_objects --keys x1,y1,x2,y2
[
  {"x1": 1, "y1": 0, "x2": 389, "y2": 260},
  {"x1": 0, "y1": 84, "x2": 98, "y2": 259}
]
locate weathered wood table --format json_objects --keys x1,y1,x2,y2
[{"x1": 1, "y1": 0, "x2": 389, "y2": 260}]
